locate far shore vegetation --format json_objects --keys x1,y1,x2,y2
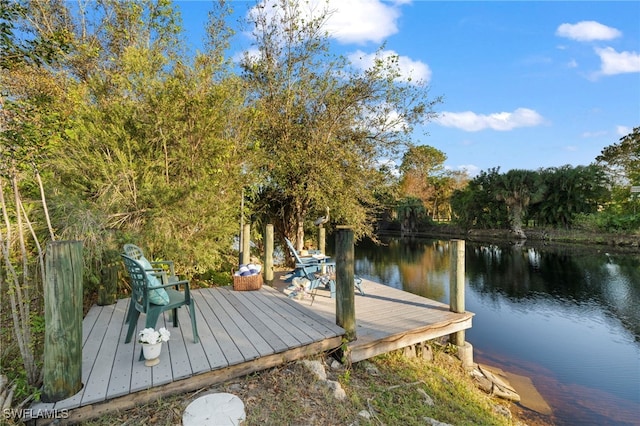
[{"x1": 1, "y1": 0, "x2": 638, "y2": 420}]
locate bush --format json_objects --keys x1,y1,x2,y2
[{"x1": 574, "y1": 212, "x2": 640, "y2": 233}]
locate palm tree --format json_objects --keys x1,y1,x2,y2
[{"x1": 495, "y1": 169, "x2": 545, "y2": 238}]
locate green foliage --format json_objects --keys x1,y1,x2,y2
[
  {"x1": 574, "y1": 212, "x2": 640, "y2": 233},
  {"x1": 531, "y1": 164, "x2": 610, "y2": 229},
  {"x1": 596, "y1": 126, "x2": 640, "y2": 186},
  {"x1": 242, "y1": 0, "x2": 441, "y2": 248},
  {"x1": 452, "y1": 165, "x2": 612, "y2": 232},
  {"x1": 451, "y1": 167, "x2": 509, "y2": 229}
]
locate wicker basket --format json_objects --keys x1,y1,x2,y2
[{"x1": 232, "y1": 272, "x2": 263, "y2": 291}]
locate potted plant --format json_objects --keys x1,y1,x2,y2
[{"x1": 138, "y1": 327, "x2": 170, "y2": 366}]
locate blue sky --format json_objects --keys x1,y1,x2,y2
[{"x1": 178, "y1": 1, "x2": 640, "y2": 176}]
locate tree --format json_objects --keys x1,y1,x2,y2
[
  {"x1": 596, "y1": 127, "x2": 640, "y2": 218},
  {"x1": 596, "y1": 127, "x2": 640, "y2": 186},
  {"x1": 242, "y1": 0, "x2": 441, "y2": 250},
  {"x1": 532, "y1": 165, "x2": 610, "y2": 228},
  {"x1": 399, "y1": 145, "x2": 445, "y2": 219},
  {"x1": 494, "y1": 169, "x2": 545, "y2": 238},
  {"x1": 451, "y1": 167, "x2": 508, "y2": 229},
  {"x1": 398, "y1": 145, "x2": 468, "y2": 221},
  {"x1": 35, "y1": 0, "x2": 250, "y2": 273}
]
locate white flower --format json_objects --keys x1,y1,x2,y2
[
  {"x1": 158, "y1": 327, "x2": 171, "y2": 342},
  {"x1": 138, "y1": 327, "x2": 171, "y2": 344}
]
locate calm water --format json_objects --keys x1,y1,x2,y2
[{"x1": 353, "y1": 237, "x2": 640, "y2": 426}]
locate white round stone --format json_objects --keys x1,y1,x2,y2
[{"x1": 182, "y1": 393, "x2": 246, "y2": 426}]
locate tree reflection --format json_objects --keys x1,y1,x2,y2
[{"x1": 355, "y1": 237, "x2": 640, "y2": 341}]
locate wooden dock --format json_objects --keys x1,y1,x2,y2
[
  {"x1": 29, "y1": 281, "x2": 472, "y2": 424},
  {"x1": 288, "y1": 278, "x2": 473, "y2": 362}
]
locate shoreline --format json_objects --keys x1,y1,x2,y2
[
  {"x1": 376, "y1": 225, "x2": 640, "y2": 254},
  {"x1": 270, "y1": 270, "x2": 556, "y2": 425}
]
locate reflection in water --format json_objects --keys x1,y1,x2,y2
[{"x1": 354, "y1": 237, "x2": 640, "y2": 426}]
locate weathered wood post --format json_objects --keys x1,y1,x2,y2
[
  {"x1": 335, "y1": 226, "x2": 356, "y2": 342},
  {"x1": 449, "y1": 239, "x2": 473, "y2": 369},
  {"x1": 241, "y1": 223, "x2": 251, "y2": 265},
  {"x1": 43, "y1": 240, "x2": 83, "y2": 402},
  {"x1": 98, "y1": 250, "x2": 118, "y2": 306},
  {"x1": 318, "y1": 226, "x2": 326, "y2": 255},
  {"x1": 264, "y1": 224, "x2": 274, "y2": 285}
]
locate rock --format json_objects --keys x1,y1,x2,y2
[
  {"x1": 227, "y1": 383, "x2": 243, "y2": 393},
  {"x1": 326, "y1": 380, "x2": 347, "y2": 400},
  {"x1": 419, "y1": 343, "x2": 434, "y2": 362},
  {"x1": 492, "y1": 404, "x2": 512, "y2": 419},
  {"x1": 472, "y1": 364, "x2": 521, "y2": 402},
  {"x1": 358, "y1": 410, "x2": 372, "y2": 420},
  {"x1": 300, "y1": 360, "x2": 327, "y2": 381},
  {"x1": 403, "y1": 345, "x2": 417, "y2": 358},
  {"x1": 329, "y1": 358, "x2": 344, "y2": 371},
  {"x1": 416, "y1": 388, "x2": 435, "y2": 406},
  {"x1": 360, "y1": 361, "x2": 380, "y2": 376},
  {"x1": 423, "y1": 417, "x2": 453, "y2": 426}
]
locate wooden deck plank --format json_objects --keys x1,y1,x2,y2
[
  {"x1": 290, "y1": 278, "x2": 474, "y2": 364},
  {"x1": 129, "y1": 313, "x2": 153, "y2": 393},
  {"x1": 204, "y1": 288, "x2": 261, "y2": 362},
  {"x1": 217, "y1": 289, "x2": 278, "y2": 356},
  {"x1": 106, "y1": 299, "x2": 136, "y2": 399},
  {"x1": 245, "y1": 290, "x2": 318, "y2": 345},
  {"x1": 259, "y1": 286, "x2": 343, "y2": 339},
  {"x1": 54, "y1": 304, "x2": 115, "y2": 410},
  {"x1": 160, "y1": 310, "x2": 190, "y2": 381},
  {"x1": 196, "y1": 288, "x2": 247, "y2": 365},
  {"x1": 191, "y1": 290, "x2": 237, "y2": 368},
  {"x1": 238, "y1": 290, "x2": 307, "y2": 349},
  {"x1": 175, "y1": 302, "x2": 210, "y2": 375},
  {"x1": 81, "y1": 302, "x2": 103, "y2": 346},
  {"x1": 152, "y1": 313, "x2": 177, "y2": 385},
  {"x1": 188, "y1": 292, "x2": 229, "y2": 370},
  {"x1": 349, "y1": 316, "x2": 473, "y2": 363},
  {"x1": 81, "y1": 301, "x2": 126, "y2": 405}
]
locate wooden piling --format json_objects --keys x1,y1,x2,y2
[
  {"x1": 449, "y1": 239, "x2": 465, "y2": 345},
  {"x1": 335, "y1": 226, "x2": 356, "y2": 342},
  {"x1": 264, "y1": 224, "x2": 274, "y2": 285},
  {"x1": 318, "y1": 226, "x2": 326, "y2": 254},
  {"x1": 98, "y1": 250, "x2": 119, "y2": 306},
  {"x1": 43, "y1": 240, "x2": 84, "y2": 402},
  {"x1": 241, "y1": 223, "x2": 251, "y2": 265},
  {"x1": 449, "y1": 239, "x2": 473, "y2": 369}
]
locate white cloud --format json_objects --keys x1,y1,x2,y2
[
  {"x1": 617, "y1": 125, "x2": 631, "y2": 136},
  {"x1": 324, "y1": 0, "x2": 405, "y2": 44},
  {"x1": 594, "y1": 47, "x2": 640, "y2": 75},
  {"x1": 437, "y1": 108, "x2": 544, "y2": 132},
  {"x1": 349, "y1": 49, "x2": 431, "y2": 84},
  {"x1": 556, "y1": 21, "x2": 621, "y2": 42},
  {"x1": 456, "y1": 164, "x2": 480, "y2": 177},
  {"x1": 249, "y1": 0, "x2": 406, "y2": 45},
  {"x1": 581, "y1": 130, "x2": 607, "y2": 138}
]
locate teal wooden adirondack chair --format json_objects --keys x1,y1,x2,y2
[
  {"x1": 284, "y1": 237, "x2": 326, "y2": 273},
  {"x1": 121, "y1": 254, "x2": 199, "y2": 359},
  {"x1": 292, "y1": 262, "x2": 365, "y2": 304}
]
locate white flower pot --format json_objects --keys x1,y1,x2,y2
[{"x1": 142, "y1": 342, "x2": 162, "y2": 366}]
